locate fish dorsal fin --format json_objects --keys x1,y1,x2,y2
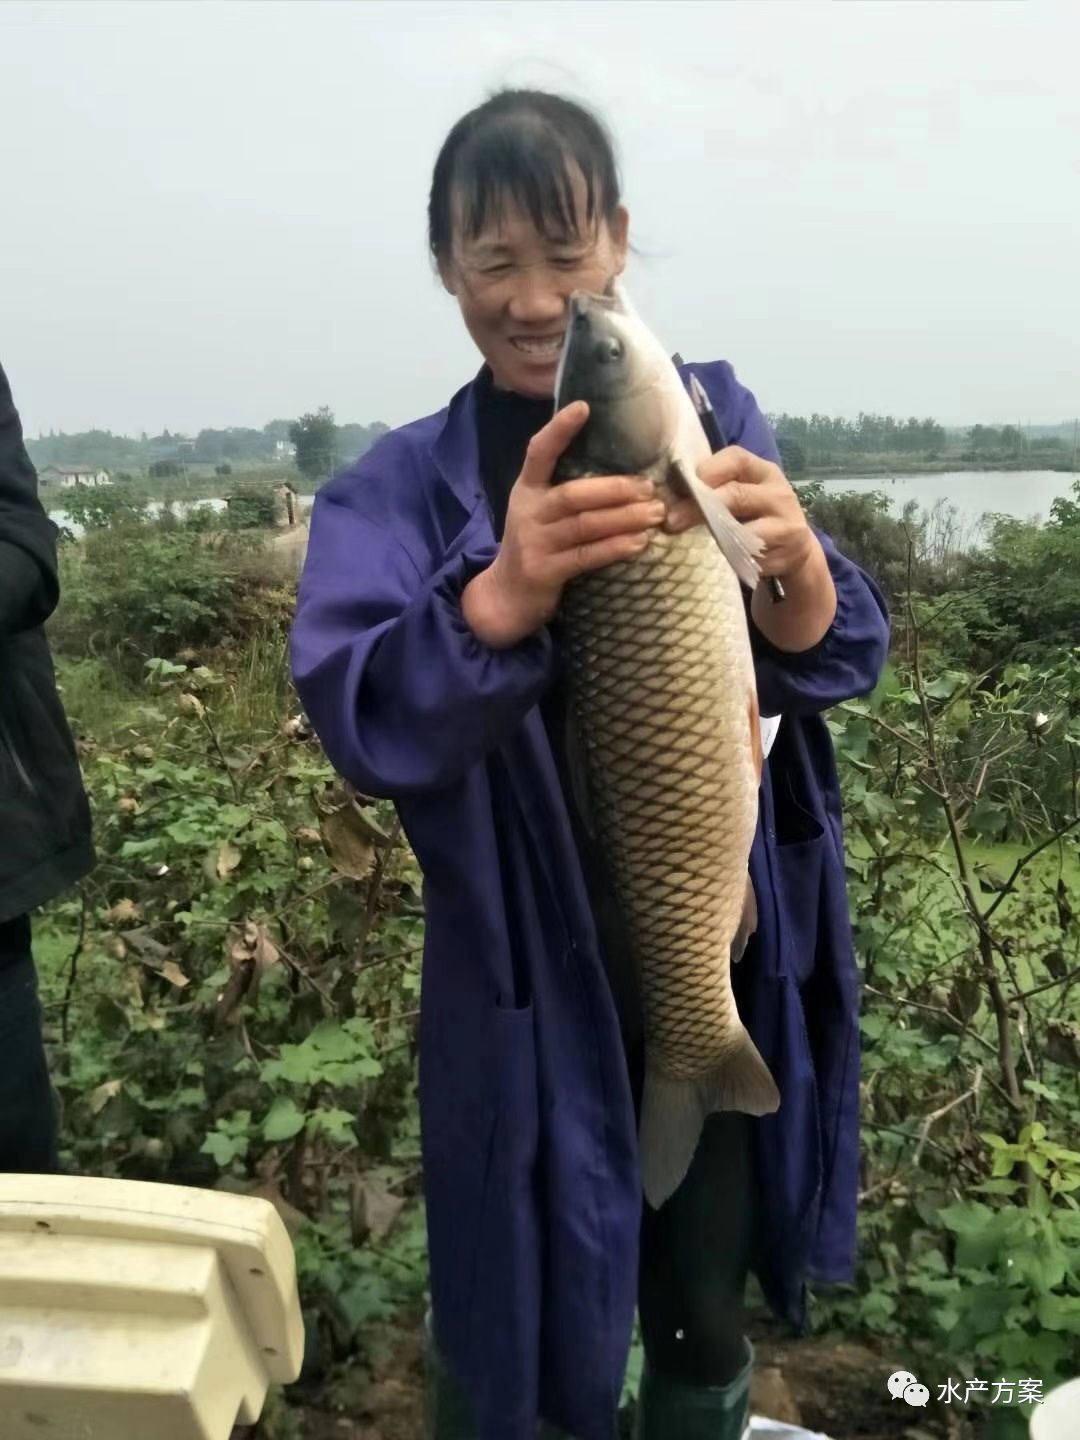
[{"x1": 667, "y1": 455, "x2": 764, "y2": 591}]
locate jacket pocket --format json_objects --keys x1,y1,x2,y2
[
  {"x1": 0, "y1": 710, "x2": 33, "y2": 802},
  {"x1": 773, "y1": 831, "x2": 825, "y2": 988}
]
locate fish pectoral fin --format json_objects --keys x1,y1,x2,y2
[
  {"x1": 759, "y1": 713, "x2": 781, "y2": 759},
  {"x1": 731, "y1": 875, "x2": 758, "y2": 964},
  {"x1": 639, "y1": 1033, "x2": 781, "y2": 1209},
  {"x1": 668, "y1": 456, "x2": 764, "y2": 591}
]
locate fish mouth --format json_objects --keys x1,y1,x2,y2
[{"x1": 569, "y1": 288, "x2": 619, "y2": 315}]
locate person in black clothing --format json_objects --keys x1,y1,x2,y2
[{"x1": 0, "y1": 359, "x2": 95, "y2": 1171}]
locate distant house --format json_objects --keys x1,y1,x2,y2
[
  {"x1": 274, "y1": 439, "x2": 297, "y2": 461},
  {"x1": 38, "y1": 465, "x2": 111, "y2": 490}
]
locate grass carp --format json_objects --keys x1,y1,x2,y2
[{"x1": 552, "y1": 283, "x2": 781, "y2": 1209}]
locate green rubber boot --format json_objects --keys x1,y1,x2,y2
[{"x1": 634, "y1": 1340, "x2": 754, "y2": 1440}]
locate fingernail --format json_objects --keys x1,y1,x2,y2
[
  {"x1": 639, "y1": 478, "x2": 656, "y2": 495},
  {"x1": 648, "y1": 503, "x2": 666, "y2": 522}
]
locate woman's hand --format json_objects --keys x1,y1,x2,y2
[
  {"x1": 462, "y1": 402, "x2": 665, "y2": 649},
  {"x1": 663, "y1": 445, "x2": 815, "y2": 579},
  {"x1": 664, "y1": 445, "x2": 838, "y2": 653}
]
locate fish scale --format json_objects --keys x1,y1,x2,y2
[{"x1": 560, "y1": 514, "x2": 759, "y2": 1081}]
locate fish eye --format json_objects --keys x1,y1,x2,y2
[{"x1": 595, "y1": 337, "x2": 623, "y2": 364}]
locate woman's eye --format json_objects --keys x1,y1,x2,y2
[
  {"x1": 552, "y1": 257, "x2": 582, "y2": 269},
  {"x1": 481, "y1": 263, "x2": 512, "y2": 276}
]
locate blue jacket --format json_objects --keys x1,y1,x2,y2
[{"x1": 290, "y1": 362, "x2": 890, "y2": 1440}]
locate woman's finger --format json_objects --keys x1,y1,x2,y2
[
  {"x1": 542, "y1": 473, "x2": 656, "y2": 518},
  {"x1": 546, "y1": 499, "x2": 667, "y2": 552},
  {"x1": 518, "y1": 402, "x2": 590, "y2": 489},
  {"x1": 549, "y1": 527, "x2": 655, "y2": 583}
]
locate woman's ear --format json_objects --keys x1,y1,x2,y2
[{"x1": 437, "y1": 259, "x2": 458, "y2": 297}]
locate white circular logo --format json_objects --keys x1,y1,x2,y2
[{"x1": 887, "y1": 1370, "x2": 919, "y2": 1400}]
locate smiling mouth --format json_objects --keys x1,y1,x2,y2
[{"x1": 509, "y1": 335, "x2": 565, "y2": 358}]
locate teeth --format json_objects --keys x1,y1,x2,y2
[{"x1": 511, "y1": 336, "x2": 564, "y2": 356}]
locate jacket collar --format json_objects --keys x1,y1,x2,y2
[{"x1": 430, "y1": 368, "x2": 486, "y2": 517}]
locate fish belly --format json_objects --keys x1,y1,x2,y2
[{"x1": 560, "y1": 522, "x2": 759, "y2": 1081}]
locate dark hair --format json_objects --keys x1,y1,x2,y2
[{"x1": 428, "y1": 89, "x2": 622, "y2": 263}]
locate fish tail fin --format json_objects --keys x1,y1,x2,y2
[{"x1": 639, "y1": 1031, "x2": 780, "y2": 1209}]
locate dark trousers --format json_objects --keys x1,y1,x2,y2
[
  {"x1": 0, "y1": 914, "x2": 59, "y2": 1173},
  {"x1": 624, "y1": 1029, "x2": 753, "y2": 1390},
  {"x1": 638, "y1": 1112, "x2": 752, "y2": 1386}
]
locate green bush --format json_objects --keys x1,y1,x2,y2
[
  {"x1": 55, "y1": 528, "x2": 273, "y2": 660},
  {"x1": 224, "y1": 489, "x2": 278, "y2": 529}
]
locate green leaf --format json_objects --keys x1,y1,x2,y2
[
  {"x1": 200, "y1": 1130, "x2": 248, "y2": 1166},
  {"x1": 1003, "y1": 663, "x2": 1032, "y2": 688},
  {"x1": 1035, "y1": 1294, "x2": 1080, "y2": 1334},
  {"x1": 263, "y1": 1096, "x2": 306, "y2": 1143},
  {"x1": 973, "y1": 1179, "x2": 1025, "y2": 1196},
  {"x1": 218, "y1": 804, "x2": 253, "y2": 831},
  {"x1": 925, "y1": 670, "x2": 967, "y2": 700},
  {"x1": 307, "y1": 1107, "x2": 358, "y2": 1146}
]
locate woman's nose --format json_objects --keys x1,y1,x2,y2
[{"x1": 506, "y1": 271, "x2": 567, "y2": 326}]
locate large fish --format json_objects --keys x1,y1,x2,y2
[{"x1": 552, "y1": 284, "x2": 781, "y2": 1209}]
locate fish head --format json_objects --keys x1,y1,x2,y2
[{"x1": 554, "y1": 287, "x2": 681, "y2": 475}]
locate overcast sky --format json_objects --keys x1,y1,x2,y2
[{"x1": 2, "y1": 0, "x2": 1078, "y2": 437}]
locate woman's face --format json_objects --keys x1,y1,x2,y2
[{"x1": 440, "y1": 174, "x2": 629, "y2": 398}]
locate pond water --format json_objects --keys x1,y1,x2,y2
[{"x1": 814, "y1": 469, "x2": 1073, "y2": 528}]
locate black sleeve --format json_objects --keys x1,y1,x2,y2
[{"x1": 0, "y1": 361, "x2": 59, "y2": 635}]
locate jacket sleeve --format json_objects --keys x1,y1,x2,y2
[
  {"x1": 0, "y1": 362, "x2": 59, "y2": 636},
  {"x1": 290, "y1": 488, "x2": 555, "y2": 798},
  {"x1": 751, "y1": 529, "x2": 891, "y2": 716}
]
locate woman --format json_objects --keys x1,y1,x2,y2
[{"x1": 291, "y1": 90, "x2": 889, "y2": 1440}]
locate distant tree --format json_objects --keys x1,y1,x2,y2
[
  {"x1": 775, "y1": 435, "x2": 807, "y2": 476},
  {"x1": 999, "y1": 425, "x2": 1022, "y2": 455},
  {"x1": 215, "y1": 463, "x2": 232, "y2": 477},
  {"x1": 968, "y1": 425, "x2": 1002, "y2": 452},
  {"x1": 289, "y1": 407, "x2": 338, "y2": 482},
  {"x1": 338, "y1": 420, "x2": 390, "y2": 466},
  {"x1": 149, "y1": 460, "x2": 182, "y2": 478}
]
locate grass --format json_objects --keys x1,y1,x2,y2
[
  {"x1": 53, "y1": 656, "x2": 140, "y2": 742},
  {"x1": 53, "y1": 618, "x2": 295, "y2": 749}
]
